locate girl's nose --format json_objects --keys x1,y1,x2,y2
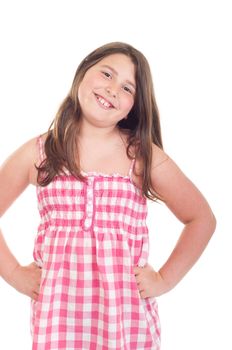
[{"x1": 106, "y1": 85, "x2": 117, "y2": 98}]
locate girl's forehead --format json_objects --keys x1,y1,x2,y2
[{"x1": 98, "y1": 53, "x2": 132, "y2": 64}]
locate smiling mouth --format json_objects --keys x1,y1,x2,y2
[{"x1": 94, "y1": 94, "x2": 115, "y2": 109}]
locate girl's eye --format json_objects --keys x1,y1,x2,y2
[
  {"x1": 123, "y1": 86, "x2": 133, "y2": 94},
  {"x1": 102, "y1": 71, "x2": 111, "y2": 78}
]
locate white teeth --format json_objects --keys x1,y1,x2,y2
[{"x1": 97, "y1": 95, "x2": 112, "y2": 108}]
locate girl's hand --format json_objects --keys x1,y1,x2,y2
[
  {"x1": 133, "y1": 263, "x2": 169, "y2": 298},
  {"x1": 9, "y1": 262, "x2": 42, "y2": 301}
]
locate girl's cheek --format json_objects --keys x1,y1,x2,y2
[{"x1": 124, "y1": 96, "x2": 134, "y2": 110}]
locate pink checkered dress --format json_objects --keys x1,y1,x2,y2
[{"x1": 31, "y1": 135, "x2": 161, "y2": 349}]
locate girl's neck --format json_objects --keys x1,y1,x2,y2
[{"x1": 78, "y1": 122, "x2": 120, "y2": 142}]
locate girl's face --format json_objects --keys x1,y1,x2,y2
[{"x1": 78, "y1": 54, "x2": 136, "y2": 129}]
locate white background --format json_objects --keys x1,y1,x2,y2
[{"x1": 0, "y1": 1, "x2": 231, "y2": 349}]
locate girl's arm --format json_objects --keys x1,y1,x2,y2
[
  {"x1": 0, "y1": 137, "x2": 41, "y2": 300},
  {"x1": 134, "y1": 144, "x2": 216, "y2": 298}
]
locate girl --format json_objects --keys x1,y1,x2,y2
[{"x1": 0, "y1": 42, "x2": 216, "y2": 349}]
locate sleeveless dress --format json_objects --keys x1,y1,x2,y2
[{"x1": 31, "y1": 135, "x2": 161, "y2": 350}]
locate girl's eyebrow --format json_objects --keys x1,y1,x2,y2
[{"x1": 101, "y1": 64, "x2": 136, "y2": 89}]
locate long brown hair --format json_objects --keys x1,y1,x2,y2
[{"x1": 37, "y1": 42, "x2": 163, "y2": 200}]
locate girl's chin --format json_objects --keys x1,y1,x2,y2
[{"x1": 80, "y1": 114, "x2": 124, "y2": 128}]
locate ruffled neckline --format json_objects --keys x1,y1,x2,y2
[
  {"x1": 80, "y1": 170, "x2": 130, "y2": 179},
  {"x1": 55, "y1": 167, "x2": 131, "y2": 180}
]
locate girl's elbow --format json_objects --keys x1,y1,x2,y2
[
  {"x1": 210, "y1": 211, "x2": 217, "y2": 234},
  {"x1": 203, "y1": 208, "x2": 217, "y2": 237},
  {"x1": 196, "y1": 208, "x2": 216, "y2": 237}
]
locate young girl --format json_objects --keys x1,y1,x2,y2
[{"x1": 0, "y1": 42, "x2": 216, "y2": 350}]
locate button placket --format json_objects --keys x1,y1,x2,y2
[{"x1": 83, "y1": 176, "x2": 94, "y2": 230}]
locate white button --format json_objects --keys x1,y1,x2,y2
[
  {"x1": 84, "y1": 218, "x2": 91, "y2": 228},
  {"x1": 88, "y1": 177, "x2": 94, "y2": 185}
]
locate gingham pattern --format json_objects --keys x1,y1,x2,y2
[{"x1": 31, "y1": 135, "x2": 161, "y2": 349}]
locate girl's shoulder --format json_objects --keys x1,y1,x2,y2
[
  {"x1": 0, "y1": 133, "x2": 47, "y2": 216},
  {"x1": 150, "y1": 143, "x2": 215, "y2": 226},
  {"x1": 0, "y1": 135, "x2": 41, "y2": 172},
  {"x1": 39, "y1": 131, "x2": 49, "y2": 143},
  {"x1": 151, "y1": 143, "x2": 170, "y2": 169},
  {"x1": 132, "y1": 143, "x2": 169, "y2": 190},
  {"x1": 29, "y1": 132, "x2": 49, "y2": 185},
  {"x1": 4, "y1": 132, "x2": 49, "y2": 186}
]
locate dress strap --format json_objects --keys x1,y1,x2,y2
[
  {"x1": 128, "y1": 158, "x2": 135, "y2": 180},
  {"x1": 36, "y1": 134, "x2": 46, "y2": 163}
]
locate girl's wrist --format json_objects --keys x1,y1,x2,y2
[
  {"x1": 157, "y1": 269, "x2": 175, "y2": 295},
  {"x1": 6, "y1": 263, "x2": 21, "y2": 288}
]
